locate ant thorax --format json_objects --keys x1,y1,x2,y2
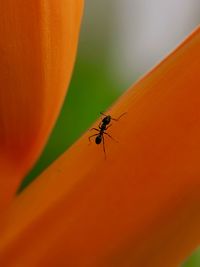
[{"x1": 100, "y1": 123, "x2": 107, "y2": 131}]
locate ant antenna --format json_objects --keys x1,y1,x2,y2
[
  {"x1": 100, "y1": 111, "x2": 127, "y2": 121},
  {"x1": 111, "y1": 112, "x2": 127, "y2": 121},
  {"x1": 100, "y1": 112, "x2": 107, "y2": 117}
]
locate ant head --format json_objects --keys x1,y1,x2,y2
[{"x1": 102, "y1": 115, "x2": 111, "y2": 125}]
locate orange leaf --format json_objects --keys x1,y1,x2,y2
[
  {"x1": 0, "y1": 27, "x2": 200, "y2": 267},
  {"x1": 0, "y1": 0, "x2": 84, "y2": 210}
]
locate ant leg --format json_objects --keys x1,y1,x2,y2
[
  {"x1": 90, "y1": 128, "x2": 99, "y2": 132},
  {"x1": 111, "y1": 112, "x2": 127, "y2": 121},
  {"x1": 102, "y1": 135, "x2": 106, "y2": 159},
  {"x1": 104, "y1": 132, "x2": 118, "y2": 143},
  {"x1": 105, "y1": 124, "x2": 112, "y2": 130},
  {"x1": 88, "y1": 133, "x2": 98, "y2": 142}
]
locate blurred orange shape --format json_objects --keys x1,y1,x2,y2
[
  {"x1": 0, "y1": 28, "x2": 200, "y2": 266},
  {"x1": 0, "y1": 0, "x2": 84, "y2": 210}
]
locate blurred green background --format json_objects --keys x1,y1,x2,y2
[{"x1": 19, "y1": 1, "x2": 200, "y2": 266}]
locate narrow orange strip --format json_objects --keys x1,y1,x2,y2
[
  {"x1": 0, "y1": 0, "x2": 84, "y2": 211},
  {"x1": 0, "y1": 27, "x2": 200, "y2": 267}
]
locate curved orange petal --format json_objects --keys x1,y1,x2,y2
[
  {"x1": 0, "y1": 0, "x2": 84, "y2": 210},
  {"x1": 0, "y1": 28, "x2": 200, "y2": 266}
]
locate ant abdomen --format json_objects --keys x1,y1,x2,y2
[{"x1": 95, "y1": 135, "x2": 102, "y2": 144}]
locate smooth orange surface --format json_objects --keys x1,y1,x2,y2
[
  {"x1": 0, "y1": 28, "x2": 200, "y2": 266},
  {"x1": 0, "y1": 0, "x2": 84, "y2": 210}
]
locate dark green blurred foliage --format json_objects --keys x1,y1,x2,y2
[
  {"x1": 182, "y1": 248, "x2": 200, "y2": 267},
  {"x1": 18, "y1": 2, "x2": 125, "y2": 191},
  {"x1": 19, "y1": 55, "x2": 122, "y2": 191}
]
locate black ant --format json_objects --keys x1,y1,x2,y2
[{"x1": 89, "y1": 112, "x2": 126, "y2": 158}]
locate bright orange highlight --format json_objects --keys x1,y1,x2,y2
[
  {"x1": 0, "y1": 28, "x2": 200, "y2": 267},
  {"x1": 0, "y1": 0, "x2": 84, "y2": 210}
]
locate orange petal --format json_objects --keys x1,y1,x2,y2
[
  {"x1": 0, "y1": 28, "x2": 200, "y2": 267},
  {"x1": 0, "y1": 0, "x2": 84, "y2": 210}
]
